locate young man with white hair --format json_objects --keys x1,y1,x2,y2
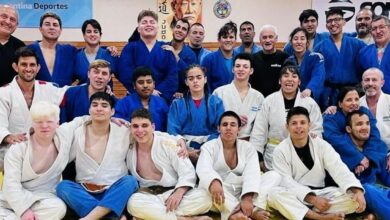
[{"x1": 250, "y1": 24, "x2": 289, "y2": 97}]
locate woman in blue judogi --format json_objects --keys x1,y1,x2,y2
[{"x1": 286, "y1": 27, "x2": 326, "y2": 102}]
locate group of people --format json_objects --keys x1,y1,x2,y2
[{"x1": 1, "y1": 3, "x2": 390, "y2": 220}]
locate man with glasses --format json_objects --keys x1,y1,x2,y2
[
  {"x1": 355, "y1": 8, "x2": 374, "y2": 44},
  {"x1": 314, "y1": 9, "x2": 365, "y2": 109},
  {"x1": 358, "y1": 15, "x2": 390, "y2": 93}
]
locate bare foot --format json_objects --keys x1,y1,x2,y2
[
  {"x1": 364, "y1": 213, "x2": 376, "y2": 220},
  {"x1": 251, "y1": 208, "x2": 270, "y2": 220},
  {"x1": 229, "y1": 211, "x2": 249, "y2": 220},
  {"x1": 318, "y1": 213, "x2": 345, "y2": 220},
  {"x1": 119, "y1": 215, "x2": 127, "y2": 220}
]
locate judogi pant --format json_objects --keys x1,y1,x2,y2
[
  {"x1": 363, "y1": 183, "x2": 390, "y2": 220},
  {"x1": 128, "y1": 187, "x2": 211, "y2": 220},
  {"x1": 57, "y1": 175, "x2": 138, "y2": 217}
]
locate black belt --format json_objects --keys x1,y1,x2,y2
[{"x1": 138, "y1": 185, "x2": 175, "y2": 195}]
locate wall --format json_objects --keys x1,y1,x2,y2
[{"x1": 13, "y1": 0, "x2": 311, "y2": 43}]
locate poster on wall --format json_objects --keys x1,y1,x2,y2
[
  {"x1": 157, "y1": 0, "x2": 202, "y2": 41},
  {"x1": 313, "y1": 0, "x2": 390, "y2": 33},
  {"x1": 0, "y1": 0, "x2": 92, "y2": 28}
]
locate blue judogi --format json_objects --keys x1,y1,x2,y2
[
  {"x1": 74, "y1": 47, "x2": 119, "y2": 84},
  {"x1": 167, "y1": 94, "x2": 224, "y2": 149},
  {"x1": 201, "y1": 49, "x2": 237, "y2": 93},
  {"x1": 59, "y1": 84, "x2": 117, "y2": 123},
  {"x1": 114, "y1": 93, "x2": 169, "y2": 131},
  {"x1": 28, "y1": 42, "x2": 77, "y2": 87},
  {"x1": 286, "y1": 50, "x2": 325, "y2": 101},
  {"x1": 323, "y1": 106, "x2": 387, "y2": 170},
  {"x1": 57, "y1": 175, "x2": 138, "y2": 218},
  {"x1": 284, "y1": 32, "x2": 329, "y2": 56},
  {"x1": 193, "y1": 47, "x2": 212, "y2": 64},
  {"x1": 314, "y1": 35, "x2": 365, "y2": 108},
  {"x1": 358, "y1": 43, "x2": 390, "y2": 93},
  {"x1": 363, "y1": 183, "x2": 390, "y2": 220},
  {"x1": 118, "y1": 40, "x2": 178, "y2": 101},
  {"x1": 234, "y1": 43, "x2": 262, "y2": 54}
]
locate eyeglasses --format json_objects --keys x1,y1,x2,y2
[
  {"x1": 371, "y1": 25, "x2": 390, "y2": 32},
  {"x1": 326, "y1": 17, "x2": 343, "y2": 24}
]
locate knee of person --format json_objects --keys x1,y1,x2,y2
[
  {"x1": 122, "y1": 175, "x2": 139, "y2": 189},
  {"x1": 56, "y1": 180, "x2": 74, "y2": 197},
  {"x1": 265, "y1": 171, "x2": 282, "y2": 184}
]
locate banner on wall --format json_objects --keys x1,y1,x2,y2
[
  {"x1": 0, "y1": 0, "x2": 92, "y2": 28},
  {"x1": 157, "y1": 0, "x2": 202, "y2": 41},
  {"x1": 313, "y1": 0, "x2": 390, "y2": 33}
]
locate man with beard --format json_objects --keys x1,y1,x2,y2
[
  {"x1": 250, "y1": 24, "x2": 289, "y2": 97},
  {"x1": 0, "y1": 47, "x2": 67, "y2": 172},
  {"x1": 114, "y1": 66, "x2": 169, "y2": 131},
  {"x1": 355, "y1": 8, "x2": 374, "y2": 44},
  {"x1": 283, "y1": 9, "x2": 329, "y2": 56},
  {"x1": 234, "y1": 21, "x2": 261, "y2": 54},
  {"x1": 345, "y1": 110, "x2": 390, "y2": 219},
  {"x1": 357, "y1": 15, "x2": 390, "y2": 93},
  {"x1": 162, "y1": 18, "x2": 196, "y2": 98},
  {"x1": 0, "y1": 5, "x2": 25, "y2": 87},
  {"x1": 187, "y1": 23, "x2": 211, "y2": 64},
  {"x1": 28, "y1": 12, "x2": 78, "y2": 87}
]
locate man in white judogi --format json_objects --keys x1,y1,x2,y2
[
  {"x1": 268, "y1": 106, "x2": 366, "y2": 220},
  {"x1": 359, "y1": 68, "x2": 390, "y2": 167},
  {"x1": 197, "y1": 111, "x2": 281, "y2": 220},
  {"x1": 0, "y1": 47, "x2": 66, "y2": 171},
  {"x1": 0, "y1": 101, "x2": 86, "y2": 220},
  {"x1": 127, "y1": 108, "x2": 212, "y2": 220},
  {"x1": 213, "y1": 53, "x2": 264, "y2": 140},
  {"x1": 250, "y1": 65, "x2": 322, "y2": 171}
]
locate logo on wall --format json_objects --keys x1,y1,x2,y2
[
  {"x1": 327, "y1": 0, "x2": 356, "y2": 22},
  {"x1": 213, "y1": 0, "x2": 232, "y2": 19}
]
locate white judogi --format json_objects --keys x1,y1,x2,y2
[
  {"x1": 127, "y1": 133, "x2": 211, "y2": 220},
  {"x1": 196, "y1": 137, "x2": 281, "y2": 220},
  {"x1": 269, "y1": 136, "x2": 363, "y2": 220},
  {"x1": 72, "y1": 121, "x2": 130, "y2": 186},
  {"x1": 360, "y1": 92, "x2": 390, "y2": 150},
  {"x1": 250, "y1": 90, "x2": 323, "y2": 170},
  {"x1": 0, "y1": 117, "x2": 86, "y2": 220},
  {"x1": 213, "y1": 82, "x2": 264, "y2": 138},
  {"x1": 0, "y1": 77, "x2": 66, "y2": 171}
]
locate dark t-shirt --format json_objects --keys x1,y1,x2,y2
[
  {"x1": 0, "y1": 35, "x2": 25, "y2": 86},
  {"x1": 294, "y1": 140, "x2": 314, "y2": 170},
  {"x1": 250, "y1": 50, "x2": 289, "y2": 97}
]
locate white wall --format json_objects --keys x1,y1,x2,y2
[{"x1": 13, "y1": 0, "x2": 311, "y2": 42}]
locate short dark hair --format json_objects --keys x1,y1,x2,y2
[
  {"x1": 219, "y1": 111, "x2": 241, "y2": 127},
  {"x1": 299, "y1": 9, "x2": 319, "y2": 24},
  {"x1": 218, "y1": 21, "x2": 237, "y2": 40},
  {"x1": 137, "y1": 10, "x2": 158, "y2": 23},
  {"x1": 337, "y1": 86, "x2": 358, "y2": 104},
  {"x1": 132, "y1": 66, "x2": 155, "y2": 84},
  {"x1": 89, "y1": 92, "x2": 115, "y2": 108},
  {"x1": 171, "y1": 18, "x2": 190, "y2": 31},
  {"x1": 289, "y1": 27, "x2": 309, "y2": 44},
  {"x1": 286, "y1": 106, "x2": 310, "y2": 124},
  {"x1": 279, "y1": 65, "x2": 300, "y2": 79},
  {"x1": 190, "y1": 22, "x2": 204, "y2": 30},
  {"x1": 346, "y1": 109, "x2": 368, "y2": 127},
  {"x1": 239, "y1": 21, "x2": 254, "y2": 31},
  {"x1": 184, "y1": 64, "x2": 205, "y2": 78},
  {"x1": 326, "y1": 9, "x2": 344, "y2": 19},
  {"x1": 131, "y1": 108, "x2": 154, "y2": 123},
  {"x1": 14, "y1": 47, "x2": 39, "y2": 64},
  {"x1": 40, "y1": 12, "x2": 62, "y2": 28},
  {"x1": 233, "y1": 53, "x2": 253, "y2": 68},
  {"x1": 82, "y1": 19, "x2": 102, "y2": 35}
]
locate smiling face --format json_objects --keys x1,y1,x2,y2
[
  {"x1": 291, "y1": 30, "x2": 308, "y2": 54},
  {"x1": 347, "y1": 113, "x2": 370, "y2": 142},
  {"x1": 326, "y1": 14, "x2": 345, "y2": 36},
  {"x1": 172, "y1": 0, "x2": 202, "y2": 25},
  {"x1": 173, "y1": 20, "x2": 189, "y2": 42},
  {"x1": 280, "y1": 69, "x2": 300, "y2": 97},
  {"x1": 138, "y1": 15, "x2": 158, "y2": 39},
  {"x1": 89, "y1": 99, "x2": 114, "y2": 122},
  {"x1": 219, "y1": 30, "x2": 236, "y2": 53},
  {"x1": 338, "y1": 90, "x2": 360, "y2": 114},
  {"x1": 39, "y1": 16, "x2": 62, "y2": 41},
  {"x1": 259, "y1": 27, "x2": 277, "y2": 54},
  {"x1": 83, "y1": 24, "x2": 101, "y2": 46},
  {"x1": 362, "y1": 69, "x2": 384, "y2": 97},
  {"x1": 286, "y1": 114, "x2": 310, "y2": 143},
  {"x1": 130, "y1": 117, "x2": 155, "y2": 145},
  {"x1": 13, "y1": 56, "x2": 40, "y2": 83},
  {"x1": 0, "y1": 6, "x2": 18, "y2": 37},
  {"x1": 233, "y1": 58, "x2": 253, "y2": 81},
  {"x1": 371, "y1": 18, "x2": 390, "y2": 48}
]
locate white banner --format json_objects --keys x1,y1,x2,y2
[{"x1": 313, "y1": 0, "x2": 390, "y2": 33}]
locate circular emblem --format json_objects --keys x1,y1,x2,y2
[{"x1": 213, "y1": 0, "x2": 232, "y2": 19}]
